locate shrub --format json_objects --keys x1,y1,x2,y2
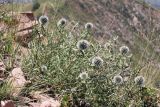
[{"x1": 21, "y1": 18, "x2": 157, "y2": 106}]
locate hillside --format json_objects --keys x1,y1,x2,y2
[
  {"x1": 1, "y1": 0, "x2": 160, "y2": 87},
  {"x1": 57, "y1": 0, "x2": 159, "y2": 54},
  {"x1": 58, "y1": 0, "x2": 160, "y2": 87},
  {"x1": 0, "y1": 0, "x2": 160, "y2": 86},
  {"x1": 0, "y1": 0, "x2": 160, "y2": 106}
]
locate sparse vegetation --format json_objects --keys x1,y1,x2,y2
[{"x1": 0, "y1": 0, "x2": 160, "y2": 107}]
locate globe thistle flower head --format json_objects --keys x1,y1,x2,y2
[
  {"x1": 77, "y1": 40, "x2": 90, "y2": 50},
  {"x1": 85, "y1": 22, "x2": 93, "y2": 30},
  {"x1": 79, "y1": 72, "x2": 89, "y2": 80},
  {"x1": 113, "y1": 75, "x2": 123, "y2": 85},
  {"x1": 119, "y1": 45, "x2": 130, "y2": 55},
  {"x1": 57, "y1": 18, "x2": 67, "y2": 27},
  {"x1": 134, "y1": 76, "x2": 145, "y2": 87},
  {"x1": 91, "y1": 56, "x2": 104, "y2": 68},
  {"x1": 41, "y1": 65, "x2": 47, "y2": 72},
  {"x1": 38, "y1": 15, "x2": 49, "y2": 26}
]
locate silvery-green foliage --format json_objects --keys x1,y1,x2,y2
[{"x1": 22, "y1": 19, "x2": 146, "y2": 107}]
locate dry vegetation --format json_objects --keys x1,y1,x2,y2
[{"x1": 0, "y1": 0, "x2": 160, "y2": 107}]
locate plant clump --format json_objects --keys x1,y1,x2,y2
[
  {"x1": 21, "y1": 16, "x2": 156, "y2": 107},
  {"x1": 0, "y1": 14, "x2": 158, "y2": 106}
]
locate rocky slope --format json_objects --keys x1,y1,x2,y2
[
  {"x1": 62, "y1": 0, "x2": 160, "y2": 59},
  {"x1": 1, "y1": 0, "x2": 160, "y2": 87},
  {"x1": 61, "y1": 0, "x2": 160, "y2": 87}
]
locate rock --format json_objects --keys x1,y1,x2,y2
[
  {"x1": 15, "y1": 12, "x2": 38, "y2": 47},
  {"x1": 29, "y1": 91, "x2": 61, "y2": 107},
  {"x1": 0, "y1": 11, "x2": 38, "y2": 47},
  {"x1": 8, "y1": 67, "x2": 27, "y2": 96},
  {"x1": 0, "y1": 100, "x2": 15, "y2": 107},
  {"x1": 29, "y1": 103, "x2": 40, "y2": 107}
]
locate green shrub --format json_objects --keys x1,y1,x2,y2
[
  {"x1": 21, "y1": 18, "x2": 157, "y2": 106},
  {"x1": 0, "y1": 82, "x2": 12, "y2": 100}
]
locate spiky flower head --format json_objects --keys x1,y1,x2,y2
[
  {"x1": 134, "y1": 76, "x2": 145, "y2": 87},
  {"x1": 38, "y1": 15, "x2": 49, "y2": 26},
  {"x1": 91, "y1": 56, "x2": 104, "y2": 68},
  {"x1": 79, "y1": 72, "x2": 89, "y2": 80},
  {"x1": 77, "y1": 40, "x2": 90, "y2": 50},
  {"x1": 85, "y1": 22, "x2": 93, "y2": 30},
  {"x1": 112, "y1": 75, "x2": 123, "y2": 85},
  {"x1": 119, "y1": 45, "x2": 130, "y2": 55},
  {"x1": 41, "y1": 65, "x2": 47, "y2": 72},
  {"x1": 57, "y1": 18, "x2": 67, "y2": 27}
]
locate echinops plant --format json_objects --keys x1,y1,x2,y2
[{"x1": 21, "y1": 16, "x2": 158, "y2": 107}]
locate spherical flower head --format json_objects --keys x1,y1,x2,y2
[
  {"x1": 79, "y1": 72, "x2": 89, "y2": 80},
  {"x1": 134, "y1": 76, "x2": 145, "y2": 87},
  {"x1": 113, "y1": 75, "x2": 123, "y2": 85},
  {"x1": 77, "y1": 40, "x2": 90, "y2": 50},
  {"x1": 38, "y1": 15, "x2": 49, "y2": 26},
  {"x1": 119, "y1": 45, "x2": 130, "y2": 55},
  {"x1": 91, "y1": 56, "x2": 104, "y2": 68},
  {"x1": 41, "y1": 65, "x2": 47, "y2": 72},
  {"x1": 57, "y1": 18, "x2": 67, "y2": 27},
  {"x1": 85, "y1": 22, "x2": 93, "y2": 30}
]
